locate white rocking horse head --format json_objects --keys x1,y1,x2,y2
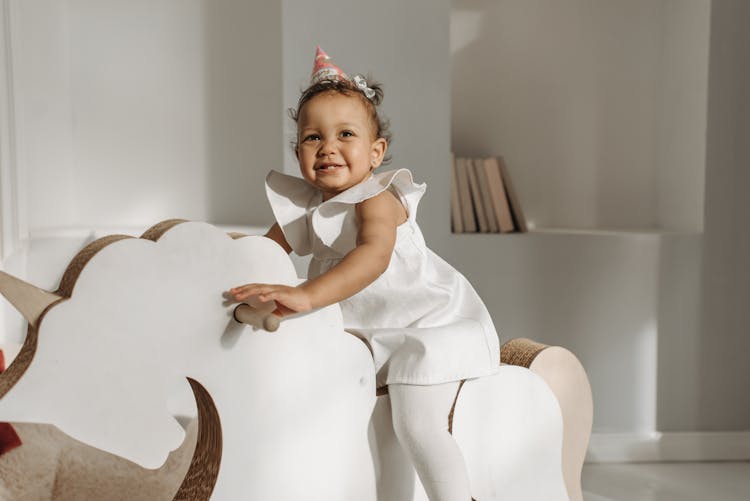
[
  {"x1": 0, "y1": 221, "x2": 231, "y2": 498},
  {"x1": 0, "y1": 219, "x2": 373, "y2": 500}
]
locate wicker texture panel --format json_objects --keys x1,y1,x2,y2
[
  {"x1": 172, "y1": 378, "x2": 222, "y2": 501},
  {"x1": 500, "y1": 338, "x2": 549, "y2": 368}
]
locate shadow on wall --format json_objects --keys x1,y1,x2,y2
[
  {"x1": 655, "y1": 234, "x2": 703, "y2": 432},
  {"x1": 696, "y1": 0, "x2": 750, "y2": 432}
]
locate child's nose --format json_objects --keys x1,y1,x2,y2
[{"x1": 317, "y1": 138, "x2": 337, "y2": 156}]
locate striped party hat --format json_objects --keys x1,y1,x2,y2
[{"x1": 310, "y1": 46, "x2": 348, "y2": 84}]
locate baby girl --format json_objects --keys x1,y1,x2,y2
[{"x1": 231, "y1": 47, "x2": 499, "y2": 501}]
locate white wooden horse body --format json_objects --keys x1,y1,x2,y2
[{"x1": 0, "y1": 220, "x2": 587, "y2": 500}]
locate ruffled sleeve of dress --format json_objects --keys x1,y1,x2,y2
[
  {"x1": 314, "y1": 169, "x2": 427, "y2": 257},
  {"x1": 265, "y1": 170, "x2": 321, "y2": 256}
]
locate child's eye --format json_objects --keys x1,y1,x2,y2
[
  {"x1": 303, "y1": 134, "x2": 320, "y2": 142},
  {"x1": 340, "y1": 130, "x2": 354, "y2": 138}
]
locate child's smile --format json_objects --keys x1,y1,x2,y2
[
  {"x1": 315, "y1": 162, "x2": 345, "y2": 173},
  {"x1": 296, "y1": 92, "x2": 387, "y2": 200}
]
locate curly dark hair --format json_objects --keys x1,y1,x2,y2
[{"x1": 288, "y1": 76, "x2": 392, "y2": 164}]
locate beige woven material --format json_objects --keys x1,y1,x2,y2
[
  {"x1": 0, "y1": 326, "x2": 38, "y2": 399},
  {"x1": 172, "y1": 378, "x2": 222, "y2": 501},
  {"x1": 500, "y1": 338, "x2": 549, "y2": 368},
  {"x1": 140, "y1": 219, "x2": 188, "y2": 242}
]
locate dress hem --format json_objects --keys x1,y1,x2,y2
[{"x1": 380, "y1": 365, "x2": 501, "y2": 388}]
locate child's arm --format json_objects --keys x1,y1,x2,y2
[
  {"x1": 264, "y1": 222, "x2": 293, "y2": 254},
  {"x1": 230, "y1": 191, "x2": 405, "y2": 316}
]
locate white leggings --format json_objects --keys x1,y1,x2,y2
[{"x1": 389, "y1": 382, "x2": 472, "y2": 501}]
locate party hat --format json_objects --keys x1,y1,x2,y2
[{"x1": 310, "y1": 45, "x2": 348, "y2": 84}]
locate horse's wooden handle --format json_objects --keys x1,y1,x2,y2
[{"x1": 233, "y1": 303, "x2": 280, "y2": 332}]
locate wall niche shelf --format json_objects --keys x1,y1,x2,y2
[{"x1": 449, "y1": 0, "x2": 710, "y2": 235}]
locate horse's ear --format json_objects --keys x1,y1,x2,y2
[{"x1": 0, "y1": 271, "x2": 62, "y2": 328}]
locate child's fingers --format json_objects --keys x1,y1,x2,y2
[
  {"x1": 229, "y1": 286, "x2": 248, "y2": 297},
  {"x1": 231, "y1": 284, "x2": 262, "y2": 293},
  {"x1": 231, "y1": 288, "x2": 253, "y2": 300},
  {"x1": 232, "y1": 284, "x2": 286, "y2": 302},
  {"x1": 230, "y1": 283, "x2": 268, "y2": 298}
]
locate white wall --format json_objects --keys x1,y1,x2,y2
[
  {"x1": 451, "y1": 0, "x2": 709, "y2": 232},
  {"x1": 14, "y1": 0, "x2": 281, "y2": 232}
]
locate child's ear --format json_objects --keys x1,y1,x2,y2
[{"x1": 370, "y1": 138, "x2": 387, "y2": 169}]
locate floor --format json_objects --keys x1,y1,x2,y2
[{"x1": 582, "y1": 461, "x2": 750, "y2": 501}]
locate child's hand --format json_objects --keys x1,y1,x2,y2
[{"x1": 229, "y1": 284, "x2": 313, "y2": 317}]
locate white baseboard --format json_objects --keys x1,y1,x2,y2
[{"x1": 586, "y1": 431, "x2": 750, "y2": 463}]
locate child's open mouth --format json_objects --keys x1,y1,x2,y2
[{"x1": 315, "y1": 164, "x2": 345, "y2": 172}]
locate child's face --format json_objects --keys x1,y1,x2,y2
[{"x1": 296, "y1": 92, "x2": 387, "y2": 201}]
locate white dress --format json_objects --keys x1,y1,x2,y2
[{"x1": 266, "y1": 168, "x2": 500, "y2": 388}]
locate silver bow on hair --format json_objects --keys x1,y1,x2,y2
[{"x1": 352, "y1": 74, "x2": 376, "y2": 100}]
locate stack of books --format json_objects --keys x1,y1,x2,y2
[{"x1": 451, "y1": 156, "x2": 527, "y2": 233}]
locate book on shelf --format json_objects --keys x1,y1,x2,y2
[
  {"x1": 450, "y1": 154, "x2": 527, "y2": 233},
  {"x1": 497, "y1": 156, "x2": 528, "y2": 232},
  {"x1": 466, "y1": 158, "x2": 490, "y2": 232},
  {"x1": 453, "y1": 157, "x2": 477, "y2": 233},
  {"x1": 482, "y1": 157, "x2": 515, "y2": 233},
  {"x1": 473, "y1": 158, "x2": 499, "y2": 232}
]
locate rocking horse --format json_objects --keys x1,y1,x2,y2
[{"x1": 0, "y1": 219, "x2": 592, "y2": 500}]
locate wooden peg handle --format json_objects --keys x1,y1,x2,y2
[{"x1": 233, "y1": 303, "x2": 280, "y2": 332}]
